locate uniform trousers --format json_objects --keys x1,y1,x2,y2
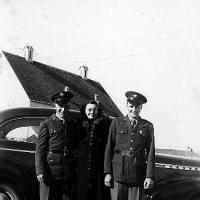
[
  {"x1": 40, "y1": 180, "x2": 73, "y2": 200},
  {"x1": 111, "y1": 181, "x2": 144, "y2": 200}
]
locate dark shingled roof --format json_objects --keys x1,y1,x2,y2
[{"x1": 3, "y1": 51, "x2": 122, "y2": 117}]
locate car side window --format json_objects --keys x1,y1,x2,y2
[{"x1": 6, "y1": 126, "x2": 39, "y2": 143}]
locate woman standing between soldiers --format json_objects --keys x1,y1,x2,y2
[{"x1": 74, "y1": 98, "x2": 112, "y2": 200}]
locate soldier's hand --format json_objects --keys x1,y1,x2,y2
[
  {"x1": 37, "y1": 174, "x2": 44, "y2": 184},
  {"x1": 144, "y1": 178, "x2": 154, "y2": 189},
  {"x1": 104, "y1": 174, "x2": 112, "y2": 187}
]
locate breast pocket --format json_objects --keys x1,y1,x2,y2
[
  {"x1": 49, "y1": 127, "x2": 62, "y2": 137},
  {"x1": 116, "y1": 129, "x2": 128, "y2": 144},
  {"x1": 137, "y1": 129, "x2": 147, "y2": 146}
]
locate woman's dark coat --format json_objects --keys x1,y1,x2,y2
[{"x1": 74, "y1": 115, "x2": 111, "y2": 200}]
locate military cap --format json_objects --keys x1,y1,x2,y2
[
  {"x1": 125, "y1": 91, "x2": 147, "y2": 105},
  {"x1": 51, "y1": 91, "x2": 73, "y2": 106}
]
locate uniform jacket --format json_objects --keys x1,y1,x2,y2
[
  {"x1": 104, "y1": 115, "x2": 155, "y2": 185},
  {"x1": 35, "y1": 114, "x2": 76, "y2": 183}
]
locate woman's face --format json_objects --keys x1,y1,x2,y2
[{"x1": 85, "y1": 103, "x2": 98, "y2": 119}]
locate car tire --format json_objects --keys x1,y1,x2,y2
[{"x1": 0, "y1": 183, "x2": 21, "y2": 200}]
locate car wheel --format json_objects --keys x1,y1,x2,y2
[{"x1": 0, "y1": 183, "x2": 21, "y2": 200}]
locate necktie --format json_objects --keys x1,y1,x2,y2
[{"x1": 131, "y1": 119, "x2": 136, "y2": 128}]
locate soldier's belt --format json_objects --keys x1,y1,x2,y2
[
  {"x1": 49, "y1": 150, "x2": 64, "y2": 154},
  {"x1": 49, "y1": 149, "x2": 69, "y2": 156},
  {"x1": 115, "y1": 150, "x2": 136, "y2": 157}
]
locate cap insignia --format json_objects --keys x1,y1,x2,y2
[{"x1": 133, "y1": 94, "x2": 137, "y2": 98}]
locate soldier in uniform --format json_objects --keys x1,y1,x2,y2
[
  {"x1": 74, "y1": 99, "x2": 112, "y2": 200},
  {"x1": 104, "y1": 91, "x2": 155, "y2": 200},
  {"x1": 35, "y1": 90, "x2": 76, "y2": 200}
]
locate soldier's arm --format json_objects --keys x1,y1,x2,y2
[
  {"x1": 102, "y1": 116, "x2": 112, "y2": 144},
  {"x1": 35, "y1": 122, "x2": 49, "y2": 176},
  {"x1": 104, "y1": 119, "x2": 116, "y2": 175},
  {"x1": 145, "y1": 123, "x2": 155, "y2": 179}
]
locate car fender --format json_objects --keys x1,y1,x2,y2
[
  {"x1": 0, "y1": 158, "x2": 39, "y2": 200},
  {"x1": 152, "y1": 176, "x2": 200, "y2": 200}
]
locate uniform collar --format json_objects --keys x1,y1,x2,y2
[
  {"x1": 127, "y1": 115, "x2": 139, "y2": 122},
  {"x1": 125, "y1": 115, "x2": 140, "y2": 122},
  {"x1": 124, "y1": 115, "x2": 146, "y2": 130},
  {"x1": 52, "y1": 114, "x2": 65, "y2": 124}
]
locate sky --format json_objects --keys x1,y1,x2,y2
[{"x1": 1, "y1": 0, "x2": 200, "y2": 152}]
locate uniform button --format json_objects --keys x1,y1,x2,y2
[
  {"x1": 130, "y1": 147, "x2": 133, "y2": 150},
  {"x1": 131, "y1": 132, "x2": 134, "y2": 135}
]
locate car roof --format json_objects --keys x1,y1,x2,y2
[{"x1": 0, "y1": 107, "x2": 80, "y2": 124}]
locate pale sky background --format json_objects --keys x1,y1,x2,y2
[{"x1": 1, "y1": 0, "x2": 200, "y2": 152}]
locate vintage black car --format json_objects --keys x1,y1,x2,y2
[
  {"x1": 0, "y1": 107, "x2": 79, "y2": 200},
  {"x1": 0, "y1": 107, "x2": 200, "y2": 200}
]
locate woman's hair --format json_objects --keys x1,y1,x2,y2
[{"x1": 80, "y1": 100, "x2": 103, "y2": 119}]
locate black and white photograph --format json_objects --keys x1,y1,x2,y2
[{"x1": 0, "y1": 0, "x2": 200, "y2": 200}]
